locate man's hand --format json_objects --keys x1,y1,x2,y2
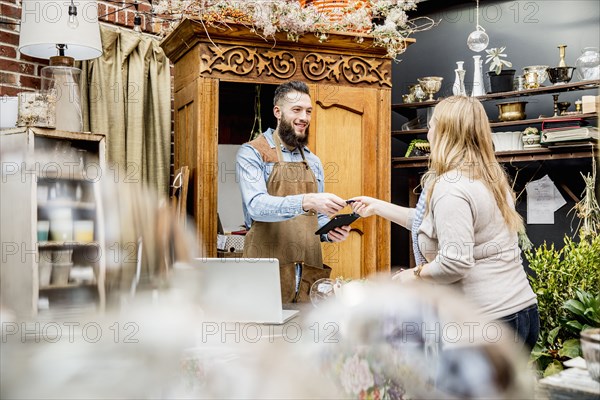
[
  {"x1": 327, "y1": 226, "x2": 351, "y2": 242},
  {"x1": 303, "y1": 193, "x2": 346, "y2": 217}
]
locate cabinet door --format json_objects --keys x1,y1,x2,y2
[
  {"x1": 310, "y1": 85, "x2": 390, "y2": 279},
  {"x1": 174, "y1": 75, "x2": 220, "y2": 258}
]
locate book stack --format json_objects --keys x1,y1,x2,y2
[{"x1": 541, "y1": 118, "x2": 598, "y2": 145}]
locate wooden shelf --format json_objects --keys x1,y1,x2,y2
[
  {"x1": 392, "y1": 80, "x2": 600, "y2": 118},
  {"x1": 1, "y1": 127, "x2": 107, "y2": 317},
  {"x1": 37, "y1": 173, "x2": 93, "y2": 182},
  {"x1": 1, "y1": 127, "x2": 105, "y2": 142},
  {"x1": 38, "y1": 201, "x2": 96, "y2": 210},
  {"x1": 38, "y1": 241, "x2": 99, "y2": 248},
  {"x1": 39, "y1": 282, "x2": 96, "y2": 290},
  {"x1": 392, "y1": 143, "x2": 597, "y2": 168},
  {"x1": 489, "y1": 112, "x2": 598, "y2": 127},
  {"x1": 392, "y1": 113, "x2": 599, "y2": 136}
]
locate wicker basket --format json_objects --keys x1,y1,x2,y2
[{"x1": 298, "y1": 0, "x2": 351, "y2": 21}]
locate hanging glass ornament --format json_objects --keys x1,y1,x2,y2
[
  {"x1": 467, "y1": 29, "x2": 489, "y2": 52},
  {"x1": 467, "y1": 0, "x2": 489, "y2": 52}
]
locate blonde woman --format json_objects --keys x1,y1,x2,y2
[{"x1": 351, "y1": 96, "x2": 539, "y2": 350}]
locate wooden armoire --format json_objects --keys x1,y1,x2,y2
[{"x1": 161, "y1": 19, "x2": 412, "y2": 279}]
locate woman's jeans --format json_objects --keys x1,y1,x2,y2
[{"x1": 498, "y1": 303, "x2": 540, "y2": 352}]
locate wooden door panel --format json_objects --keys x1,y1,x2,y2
[
  {"x1": 322, "y1": 230, "x2": 363, "y2": 279},
  {"x1": 314, "y1": 87, "x2": 366, "y2": 279}
]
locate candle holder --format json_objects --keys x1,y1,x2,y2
[
  {"x1": 558, "y1": 45, "x2": 568, "y2": 67},
  {"x1": 552, "y1": 94, "x2": 560, "y2": 117}
]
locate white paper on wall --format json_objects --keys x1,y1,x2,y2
[{"x1": 525, "y1": 175, "x2": 566, "y2": 224}]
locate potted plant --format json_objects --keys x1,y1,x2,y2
[
  {"x1": 527, "y1": 167, "x2": 600, "y2": 377},
  {"x1": 522, "y1": 126, "x2": 541, "y2": 149},
  {"x1": 485, "y1": 46, "x2": 516, "y2": 93}
]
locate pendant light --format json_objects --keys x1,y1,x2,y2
[{"x1": 467, "y1": 0, "x2": 489, "y2": 52}]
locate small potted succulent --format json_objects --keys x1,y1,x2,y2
[{"x1": 485, "y1": 46, "x2": 516, "y2": 93}]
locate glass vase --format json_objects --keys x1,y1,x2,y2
[
  {"x1": 452, "y1": 61, "x2": 467, "y2": 96},
  {"x1": 471, "y1": 55, "x2": 486, "y2": 97},
  {"x1": 575, "y1": 47, "x2": 600, "y2": 81}
]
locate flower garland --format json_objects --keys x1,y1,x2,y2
[{"x1": 153, "y1": 0, "x2": 436, "y2": 59}]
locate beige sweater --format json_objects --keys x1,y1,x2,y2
[{"x1": 409, "y1": 173, "x2": 537, "y2": 321}]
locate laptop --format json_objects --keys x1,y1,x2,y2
[{"x1": 177, "y1": 258, "x2": 299, "y2": 324}]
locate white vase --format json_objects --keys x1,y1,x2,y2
[
  {"x1": 452, "y1": 61, "x2": 466, "y2": 96},
  {"x1": 471, "y1": 55, "x2": 486, "y2": 97}
]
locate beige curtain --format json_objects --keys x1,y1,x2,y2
[{"x1": 79, "y1": 24, "x2": 171, "y2": 196}]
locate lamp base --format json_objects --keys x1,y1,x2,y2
[{"x1": 41, "y1": 64, "x2": 83, "y2": 132}]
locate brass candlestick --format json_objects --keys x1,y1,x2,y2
[
  {"x1": 552, "y1": 94, "x2": 560, "y2": 117},
  {"x1": 558, "y1": 45, "x2": 567, "y2": 67}
]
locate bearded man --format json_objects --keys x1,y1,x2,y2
[{"x1": 236, "y1": 81, "x2": 350, "y2": 302}]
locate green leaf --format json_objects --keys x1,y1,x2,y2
[
  {"x1": 558, "y1": 339, "x2": 581, "y2": 358},
  {"x1": 565, "y1": 320, "x2": 583, "y2": 332},
  {"x1": 576, "y1": 289, "x2": 590, "y2": 304},
  {"x1": 547, "y1": 326, "x2": 560, "y2": 345},
  {"x1": 583, "y1": 307, "x2": 598, "y2": 321},
  {"x1": 530, "y1": 342, "x2": 552, "y2": 361},
  {"x1": 563, "y1": 299, "x2": 585, "y2": 316},
  {"x1": 543, "y1": 360, "x2": 564, "y2": 377},
  {"x1": 582, "y1": 323, "x2": 595, "y2": 332}
]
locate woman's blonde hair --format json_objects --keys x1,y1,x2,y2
[{"x1": 422, "y1": 96, "x2": 523, "y2": 233}]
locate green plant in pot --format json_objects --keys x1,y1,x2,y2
[
  {"x1": 527, "y1": 166, "x2": 600, "y2": 377},
  {"x1": 485, "y1": 47, "x2": 515, "y2": 93}
]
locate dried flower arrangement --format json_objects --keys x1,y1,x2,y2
[
  {"x1": 153, "y1": 0, "x2": 436, "y2": 59},
  {"x1": 16, "y1": 90, "x2": 57, "y2": 128},
  {"x1": 571, "y1": 161, "x2": 600, "y2": 240}
]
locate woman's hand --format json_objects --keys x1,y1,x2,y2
[
  {"x1": 392, "y1": 268, "x2": 418, "y2": 283},
  {"x1": 348, "y1": 196, "x2": 380, "y2": 218}
]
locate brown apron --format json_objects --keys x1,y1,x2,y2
[{"x1": 243, "y1": 133, "x2": 330, "y2": 302}]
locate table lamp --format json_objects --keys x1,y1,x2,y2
[{"x1": 18, "y1": 0, "x2": 102, "y2": 132}]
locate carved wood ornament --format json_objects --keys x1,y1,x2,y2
[
  {"x1": 200, "y1": 45, "x2": 297, "y2": 79},
  {"x1": 199, "y1": 43, "x2": 391, "y2": 87}
]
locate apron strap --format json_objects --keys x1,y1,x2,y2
[
  {"x1": 297, "y1": 145, "x2": 308, "y2": 163},
  {"x1": 272, "y1": 131, "x2": 285, "y2": 163}
]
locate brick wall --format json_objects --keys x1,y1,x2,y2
[
  {"x1": 1, "y1": 0, "x2": 174, "y2": 179},
  {"x1": 1, "y1": 0, "x2": 162, "y2": 96}
]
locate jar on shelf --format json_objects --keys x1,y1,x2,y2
[{"x1": 575, "y1": 47, "x2": 600, "y2": 81}]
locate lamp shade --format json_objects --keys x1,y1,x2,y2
[{"x1": 19, "y1": 0, "x2": 102, "y2": 60}]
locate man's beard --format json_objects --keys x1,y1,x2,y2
[{"x1": 278, "y1": 117, "x2": 309, "y2": 149}]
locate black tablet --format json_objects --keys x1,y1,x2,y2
[{"x1": 315, "y1": 213, "x2": 360, "y2": 235}]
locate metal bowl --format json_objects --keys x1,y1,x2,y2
[
  {"x1": 523, "y1": 65, "x2": 549, "y2": 86},
  {"x1": 547, "y1": 66, "x2": 576, "y2": 85},
  {"x1": 557, "y1": 101, "x2": 571, "y2": 114},
  {"x1": 497, "y1": 101, "x2": 527, "y2": 121},
  {"x1": 417, "y1": 76, "x2": 443, "y2": 101}
]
